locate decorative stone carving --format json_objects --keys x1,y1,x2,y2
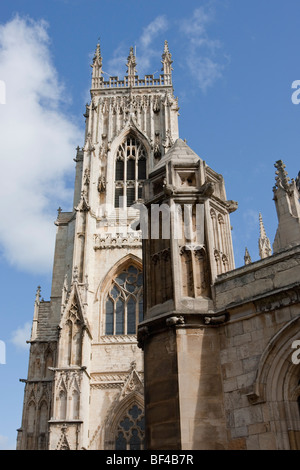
[
  {"x1": 94, "y1": 232, "x2": 142, "y2": 249},
  {"x1": 204, "y1": 314, "x2": 228, "y2": 325},
  {"x1": 166, "y1": 316, "x2": 185, "y2": 326},
  {"x1": 162, "y1": 129, "x2": 174, "y2": 150},
  {"x1": 56, "y1": 426, "x2": 70, "y2": 450},
  {"x1": 97, "y1": 175, "x2": 106, "y2": 193}
]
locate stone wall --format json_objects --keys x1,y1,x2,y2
[{"x1": 214, "y1": 244, "x2": 300, "y2": 449}]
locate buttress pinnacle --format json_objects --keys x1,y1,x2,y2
[
  {"x1": 258, "y1": 213, "x2": 272, "y2": 259},
  {"x1": 161, "y1": 40, "x2": 173, "y2": 82}
]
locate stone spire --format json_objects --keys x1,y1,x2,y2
[
  {"x1": 273, "y1": 160, "x2": 300, "y2": 253},
  {"x1": 126, "y1": 47, "x2": 137, "y2": 86},
  {"x1": 91, "y1": 42, "x2": 103, "y2": 89},
  {"x1": 244, "y1": 247, "x2": 252, "y2": 265},
  {"x1": 161, "y1": 40, "x2": 173, "y2": 85},
  {"x1": 258, "y1": 213, "x2": 272, "y2": 259}
]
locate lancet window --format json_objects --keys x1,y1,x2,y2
[
  {"x1": 115, "y1": 135, "x2": 147, "y2": 208},
  {"x1": 105, "y1": 264, "x2": 143, "y2": 335}
]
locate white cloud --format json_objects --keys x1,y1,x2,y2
[
  {"x1": 179, "y1": 5, "x2": 226, "y2": 92},
  {"x1": 140, "y1": 16, "x2": 168, "y2": 49},
  {"x1": 11, "y1": 322, "x2": 31, "y2": 350},
  {"x1": 105, "y1": 9, "x2": 225, "y2": 92},
  {"x1": 0, "y1": 15, "x2": 80, "y2": 274},
  {"x1": 105, "y1": 43, "x2": 128, "y2": 78},
  {"x1": 138, "y1": 16, "x2": 169, "y2": 75},
  {"x1": 188, "y1": 56, "x2": 223, "y2": 92}
]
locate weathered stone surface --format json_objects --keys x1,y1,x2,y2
[{"x1": 18, "y1": 41, "x2": 300, "y2": 452}]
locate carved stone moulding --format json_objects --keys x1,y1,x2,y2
[
  {"x1": 94, "y1": 232, "x2": 142, "y2": 250},
  {"x1": 97, "y1": 334, "x2": 138, "y2": 344}
]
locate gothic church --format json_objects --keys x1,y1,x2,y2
[{"x1": 17, "y1": 42, "x2": 300, "y2": 450}]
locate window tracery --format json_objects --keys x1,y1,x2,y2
[
  {"x1": 105, "y1": 264, "x2": 143, "y2": 335},
  {"x1": 115, "y1": 135, "x2": 147, "y2": 208},
  {"x1": 115, "y1": 404, "x2": 145, "y2": 450}
]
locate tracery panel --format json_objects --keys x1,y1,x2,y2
[
  {"x1": 115, "y1": 404, "x2": 145, "y2": 450},
  {"x1": 104, "y1": 264, "x2": 143, "y2": 335},
  {"x1": 114, "y1": 135, "x2": 147, "y2": 208}
]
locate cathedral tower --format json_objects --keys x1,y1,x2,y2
[
  {"x1": 17, "y1": 41, "x2": 179, "y2": 450},
  {"x1": 17, "y1": 41, "x2": 300, "y2": 451}
]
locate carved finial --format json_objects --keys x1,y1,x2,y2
[
  {"x1": 126, "y1": 47, "x2": 137, "y2": 80},
  {"x1": 244, "y1": 247, "x2": 252, "y2": 265},
  {"x1": 274, "y1": 160, "x2": 290, "y2": 191},
  {"x1": 161, "y1": 40, "x2": 173, "y2": 84},
  {"x1": 258, "y1": 213, "x2": 272, "y2": 259},
  {"x1": 91, "y1": 42, "x2": 103, "y2": 89},
  {"x1": 35, "y1": 286, "x2": 41, "y2": 303},
  {"x1": 74, "y1": 146, "x2": 83, "y2": 163},
  {"x1": 273, "y1": 162, "x2": 300, "y2": 253},
  {"x1": 92, "y1": 42, "x2": 102, "y2": 69},
  {"x1": 57, "y1": 207, "x2": 62, "y2": 216},
  {"x1": 259, "y1": 213, "x2": 267, "y2": 239}
]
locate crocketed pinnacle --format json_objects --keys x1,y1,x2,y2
[
  {"x1": 244, "y1": 247, "x2": 252, "y2": 265},
  {"x1": 126, "y1": 46, "x2": 137, "y2": 76},
  {"x1": 258, "y1": 213, "x2": 272, "y2": 259},
  {"x1": 274, "y1": 160, "x2": 290, "y2": 191},
  {"x1": 259, "y1": 213, "x2": 267, "y2": 239},
  {"x1": 161, "y1": 40, "x2": 173, "y2": 74},
  {"x1": 92, "y1": 42, "x2": 102, "y2": 68}
]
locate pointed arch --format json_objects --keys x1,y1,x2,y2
[
  {"x1": 44, "y1": 344, "x2": 55, "y2": 379},
  {"x1": 96, "y1": 254, "x2": 142, "y2": 300},
  {"x1": 72, "y1": 389, "x2": 80, "y2": 420},
  {"x1": 26, "y1": 399, "x2": 37, "y2": 450},
  {"x1": 56, "y1": 376, "x2": 68, "y2": 420},
  {"x1": 248, "y1": 315, "x2": 300, "y2": 449},
  {"x1": 58, "y1": 390, "x2": 67, "y2": 420},
  {"x1": 106, "y1": 125, "x2": 151, "y2": 210},
  {"x1": 114, "y1": 133, "x2": 148, "y2": 208},
  {"x1": 111, "y1": 122, "x2": 151, "y2": 160},
  {"x1": 37, "y1": 400, "x2": 49, "y2": 450},
  {"x1": 27, "y1": 400, "x2": 36, "y2": 434},
  {"x1": 58, "y1": 283, "x2": 90, "y2": 367},
  {"x1": 104, "y1": 391, "x2": 145, "y2": 450},
  {"x1": 96, "y1": 255, "x2": 143, "y2": 337}
]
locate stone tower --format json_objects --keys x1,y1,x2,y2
[
  {"x1": 138, "y1": 136, "x2": 237, "y2": 450},
  {"x1": 17, "y1": 41, "x2": 300, "y2": 451},
  {"x1": 138, "y1": 153, "x2": 300, "y2": 450},
  {"x1": 17, "y1": 41, "x2": 179, "y2": 450}
]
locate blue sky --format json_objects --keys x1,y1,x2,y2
[{"x1": 0, "y1": 0, "x2": 300, "y2": 449}]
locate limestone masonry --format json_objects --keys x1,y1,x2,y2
[{"x1": 17, "y1": 42, "x2": 300, "y2": 450}]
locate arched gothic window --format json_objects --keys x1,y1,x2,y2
[
  {"x1": 115, "y1": 404, "x2": 145, "y2": 450},
  {"x1": 115, "y1": 135, "x2": 147, "y2": 208},
  {"x1": 105, "y1": 264, "x2": 143, "y2": 335},
  {"x1": 59, "y1": 390, "x2": 67, "y2": 420}
]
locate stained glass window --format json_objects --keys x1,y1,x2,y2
[
  {"x1": 105, "y1": 264, "x2": 143, "y2": 335},
  {"x1": 115, "y1": 405, "x2": 145, "y2": 450},
  {"x1": 115, "y1": 135, "x2": 147, "y2": 208}
]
